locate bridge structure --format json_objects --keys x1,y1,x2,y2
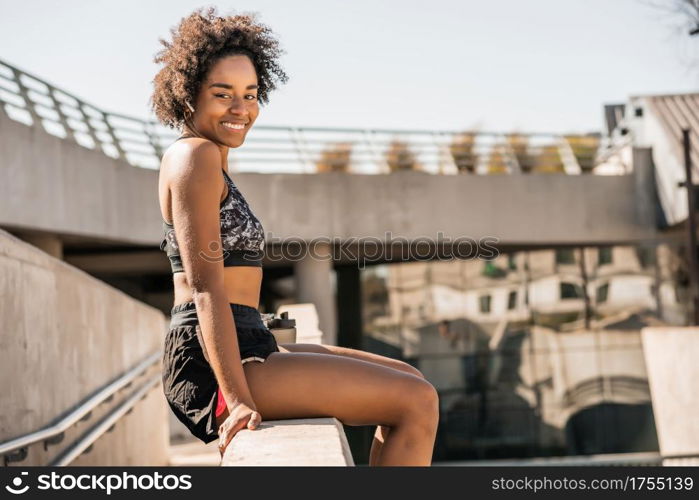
[{"x1": 0, "y1": 57, "x2": 696, "y2": 466}]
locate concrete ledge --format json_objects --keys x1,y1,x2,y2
[
  {"x1": 221, "y1": 417, "x2": 354, "y2": 466},
  {"x1": 641, "y1": 327, "x2": 699, "y2": 466}
]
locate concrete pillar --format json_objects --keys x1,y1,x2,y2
[
  {"x1": 641, "y1": 326, "x2": 699, "y2": 465},
  {"x1": 632, "y1": 147, "x2": 664, "y2": 228},
  {"x1": 333, "y1": 264, "x2": 370, "y2": 462},
  {"x1": 294, "y1": 242, "x2": 337, "y2": 345},
  {"x1": 336, "y1": 265, "x2": 363, "y2": 350},
  {"x1": 19, "y1": 232, "x2": 63, "y2": 259}
]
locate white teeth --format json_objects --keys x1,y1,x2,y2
[{"x1": 222, "y1": 122, "x2": 245, "y2": 130}]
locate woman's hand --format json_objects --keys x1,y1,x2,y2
[{"x1": 217, "y1": 400, "x2": 262, "y2": 457}]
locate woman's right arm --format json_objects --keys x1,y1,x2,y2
[{"x1": 168, "y1": 140, "x2": 258, "y2": 421}]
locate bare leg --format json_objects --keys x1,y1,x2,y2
[
  {"x1": 276, "y1": 343, "x2": 431, "y2": 466},
  {"x1": 369, "y1": 424, "x2": 390, "y2": 466},
  {"x1": 222, "y1": 351, "x2": 439, "y2": 466}
]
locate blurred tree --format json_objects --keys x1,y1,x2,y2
[
  {"x1": 482, "y1": 260, "x2": 508, "y2": 278},
  {"x1": 672, "y1": 0, "x2": 699, "y2": 34},
  {"x1": 449, "y1": 131, "x2": 478, "y2": 173},
  {"x1": 675, "y1": 0, "x2": 699, "y2": 36},
  {"x1": 641, "y1": 0, "x2": 699, "y2": 35},
  {"x1": 505, "y1": 132, "x2": 534, "y2": 173},
  {"x1": 316, "y1": 142, "x2": 352, "y2": 173},
  {"x1": 385, "y1": 139, "x2": 420, "y2": 172},
  {"x1": 564, "y1": 134, "x2": 601, "y2": 173},
  {"x1": 531, "y1": 144, "x2": 565, "y2": 173},
  {"x1": 486, "y1": 142, "x2": 509, "y2": 174}
]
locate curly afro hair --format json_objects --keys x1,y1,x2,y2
[{"x1": 150, "y1": 7, "x2": 289, "y2": 129}]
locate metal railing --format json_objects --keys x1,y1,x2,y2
[
  {"x1": 0, "y1": 57, "x2": 603, "y2": 174},
  {"x1": 0, "y1": 352, "x2": 161, "y2": 466}
]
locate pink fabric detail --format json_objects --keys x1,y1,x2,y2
[{"x1": 215, "y1": 387, "x2": 226, "y2": 417}]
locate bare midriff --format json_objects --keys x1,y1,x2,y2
[
  {"x1": 161, "y1": 159, "x2": 263, "y2": 309},
  {"x1": 172, "y1": 266, "x2": 262, "y2": 309}
]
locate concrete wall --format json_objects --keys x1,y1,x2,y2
[
  {"x1": 0, "y1": 112, "x2": 159, "y2": 245},
  {"x1": 0, "y1": 112, "x2": 660, "y2": 249},
  {"x1": 641, "y1": 327, "x2": 699, "y2": 465},
  {"x1": 0, "y1": 227, "x2": 169, "y2": 465}
]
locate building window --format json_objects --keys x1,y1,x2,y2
[
  {"x1": 507, "y1": 290, "x2": 517, "y2": 310},
  {"x1": 596, "y1": 283, "x2": 609, "y2": 303},
  {"x1": 560, "y1": 282, "x2": 582, "y2": 299},
  {"x1": 479, "y1": 295, "x2": 491, "y2": 313},
  {"x1": 636, "y1": 246, "x2": 656, "y2": 268},
  {"x1": 555, "y1": 249, "x2": 575, "y2": 265},
  {"x1": 598, "y1": 246, "x2": 613, "y2": 266}
]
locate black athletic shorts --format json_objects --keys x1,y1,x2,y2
[{"x1": 162, "y1": 301, "x2": 280, "y2": 444}]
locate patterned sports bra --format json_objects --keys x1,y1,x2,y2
[{"x1": 159, "y1": 138, "x2": 265, "y2": 273}]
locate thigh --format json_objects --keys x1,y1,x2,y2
[
  {"x1": 278, "y1": 342, "x2": 424, "y2": 379},
  {"x1": 240, "y1": 351, "x2": 434, "y2": 427}
]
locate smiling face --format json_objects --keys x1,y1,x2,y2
[{"x1": 188, "y1": 54, "x2": 260, "y2": 148}]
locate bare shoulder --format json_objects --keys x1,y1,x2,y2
[{"x1": 162, "y1": 138, "x2": 222, "y2": 186}]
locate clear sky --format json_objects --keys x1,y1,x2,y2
[{"x1": 1, "y1": 0, "x2": 697, "y2": 134}]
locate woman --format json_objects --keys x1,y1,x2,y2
[{"x1": 153, "y1": 7, "x2": 439, "y2": 466}]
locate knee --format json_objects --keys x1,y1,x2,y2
[
  {"x1": 422, "y1": 381, "x2": 440, "y2": 418},
  {"x1": 404, "y1": 379, "x2": 440, "y2": 429}
]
